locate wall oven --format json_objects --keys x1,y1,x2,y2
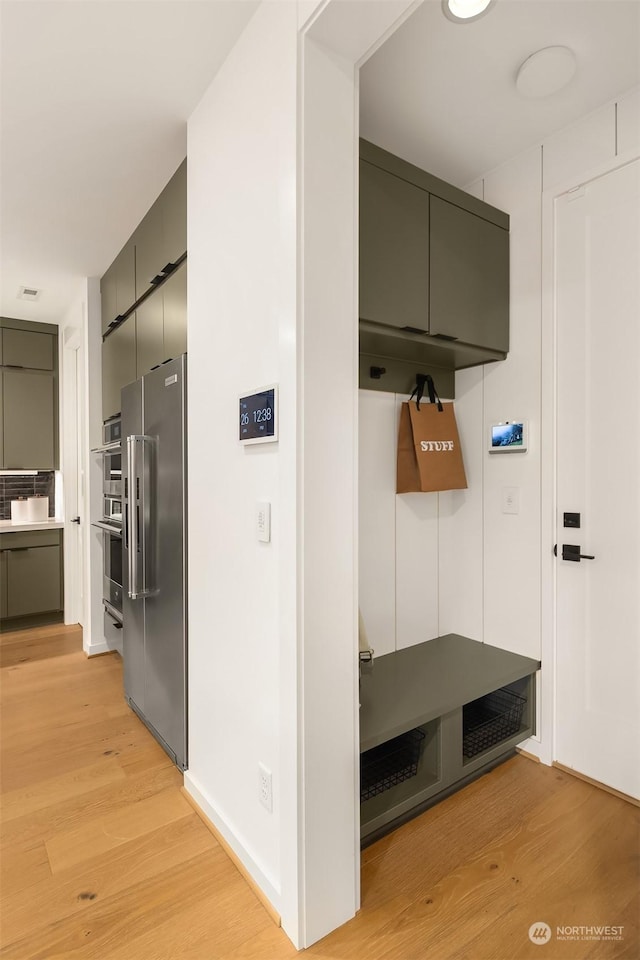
[{"x1": 92, "y1": 415, "x2": 124, "y2": 624}]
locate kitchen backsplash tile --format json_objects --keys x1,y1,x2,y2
[{"x1": 0, "y1": 472, "x2": 56, "y2": 520}]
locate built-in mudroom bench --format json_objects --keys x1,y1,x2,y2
[{"x1": 359, "y1": 634, "x2": 540, "y2": 844}]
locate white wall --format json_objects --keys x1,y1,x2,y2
[
  {"x1": 60, "y1": 277, "x2": 108, "y2": 655},
  {"x1": 186, "y1": 0, "x2": 297, "y2": 922},
  {"x1": 186, "y1": 0, "x2": 417, "y2": 947}
]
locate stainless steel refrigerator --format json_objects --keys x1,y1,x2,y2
[{"x1": 122, "y1": 354, "x2": 187, "y2": 770}]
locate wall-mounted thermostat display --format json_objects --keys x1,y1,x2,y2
[
  {"x1": 239, "y1": 385, "x2": 278, "y2": 444},
  {"x1": 488, "y1": 421, "x2": 527, "y2": 453}
]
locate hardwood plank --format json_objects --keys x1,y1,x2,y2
[
  {"x1": 45, "y1": 785, "x2": 194, "y2": 874},
  {"x1": 1, "y1": 762, "x2": 183, "y2": 849},
  {"x1": 1, "y1": 850, "x2": 267, "y2": 960},
  {"x1": 1, "y1": 758, "x2": 126, "y2": 822},
  {"x1": 1, "y1": 814, "x2": 218, "y2": 948},
  {"x1": 0, "y1": 838, "x2": 51, "y2": 899}
]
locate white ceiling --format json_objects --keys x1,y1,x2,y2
[
  {"x1": 0, "y1": 0, "x2": 258, "y2": 325},
  {"x1": 1, "y1": 1, "x2": 638, "y2": 326},
  {"x1": 361, "y1": 0, "x2": 640, "y2": 186}
]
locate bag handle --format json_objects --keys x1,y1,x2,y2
[{"x1": 410, "y1": 373, "x2": 443, "y2": 413}]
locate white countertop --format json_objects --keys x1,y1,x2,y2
[{"x1": 0, "y1": 518, "x2": 65, "y2": 533}]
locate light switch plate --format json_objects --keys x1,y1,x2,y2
[
  {"x1": 502, "y1": 487, "x2": 520, "y2": 515},
  {"x1": 257, "y1": 501, "x2": 271, "y2": 542}
]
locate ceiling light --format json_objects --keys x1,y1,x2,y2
[
  {"x1": 443, "y1": 0, "x2": 494, "y2": 23},
  {"x1": 516, "y1": 46, "x2": 577, "y2": 98}
]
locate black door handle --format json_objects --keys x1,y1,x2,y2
[
  {"x1": 71, "y1": 516, "x2": 81, "y2": 524},
  {"x1": 561, "y1": 543, "x2": 595, "y2": 562}
]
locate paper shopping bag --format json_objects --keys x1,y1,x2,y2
[{"x1": 397, "y1": 376, "x2": 467, "y2": 493}]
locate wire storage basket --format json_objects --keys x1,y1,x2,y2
[
  {"x1": 360, "y1": 728, "x2": 426, "y2": 802},
  {"x1": 463, "y1": 687, "x2": 526, "y2": 759}
]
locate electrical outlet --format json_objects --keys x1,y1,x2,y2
[{"x1": 258, "y1": 763, "x2": 273, "y2": 813}]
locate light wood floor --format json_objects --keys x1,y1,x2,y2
[{"x1": 1, "y1": 625, "x2": 638, "y2": 959}]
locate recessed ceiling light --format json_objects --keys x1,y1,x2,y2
[
  {"x1": 17, "y1": 285, "x2": 41, "y2": 301},
  {"x1": 442, "y1": 0, "x2": 495, "y2": 23},
  {"x1": 516, "y1": 46, "x2": 577, "y2": 98}
]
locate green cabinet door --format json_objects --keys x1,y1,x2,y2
[
  {"x1": 136, "y1": 292, "x2": 164, "y2": 379},
  {"x1": 134, "y1": 201, "x2": 164, "y2": 297},
  {"x1": 102, "y1": 315, "x2": 136, "y2": 419},
  {"x1": 6, "y1": 543, "x2": 61, "y2": 617},
  {"x1": 115, "y1": 239, "x2": 136, "y2": 319},
  {"x1": 101, "y1": 261, "x2": 118, "y2": 334},
  {"x1": 430, "y1": 196, "x2": 509, "y2": 352},
  {"x1": 2, "y1": 328, "x2": 54, "y2": 369},
  {"x1": 162, "y1": 159, "x2": 187, "y2": 266},
  {"x1": 162, "y1": 259, "x2": 187, "y2": 362},
  {"x1": 2, "y1": 368, "x2": 56, "y2": 469},
  {"x1": 359, "y1": 159, "x2": 430, "y2": 332}
]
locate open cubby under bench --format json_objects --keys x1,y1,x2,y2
[{"x1": 359, "y1": 633, "x2": 541, "y2": 844}]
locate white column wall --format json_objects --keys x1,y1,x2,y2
[
  {"x1": 186, "y1": 0, "x2": 297, "y2": 916},
  {"x1": 186, "y1": 0, "x2": 418, "y2": 947}
]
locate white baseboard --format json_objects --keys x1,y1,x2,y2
[
  {"x1": 83, "y1": 638, "x2": 114, "y2": 657},
  {"x1": 183, "y1": 771, "x2": 281, "y2": 913}
]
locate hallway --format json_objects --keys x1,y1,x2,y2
[{"x1": 1, "y1": 625, "x2": 637, "y2": 958}]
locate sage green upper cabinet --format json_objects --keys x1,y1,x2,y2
[
  {"x1": 101, "y1": 240, "x2": 136, "y2": 334},
  {"x1": 136, "y1": 295, "x2": 164, "y2": 380},
  {"x1": 102, "y1": 315, "x2": 136, "y2": 420},
  {"x1": 134, "y1": 201, "x2": 164, "y2": 297},
  {"x1": 360, "y1": 159, "x2": 430, "y2": 332},
  {"x1": 0, "y1": 319, "x2": 58, "y2": 469},
  {"x1": 2, "y1": 328, "x2": 54, "y2": 370},
  {"x1": 359, "y1": 140, "x2": 510, "y2": 365},
  {"x1": 3, "y1": 368, "x2": 56, "y2": 469},
  {"x1": 132, "y1": 159, "x2": 186, "y2": 302},
  {"x1": 162, "y1": 260, "x2": 187, "y2": 362},
  {"x1": 100, "y1": 262, "x2": 118, "y2": 335},
  {"x1": 430, "y1": 196, "x2": 509, "y2": 353},
  {"x1": 161, "y1": 160, "x2": 187, "y2": 268}
]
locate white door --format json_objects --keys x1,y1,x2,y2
[
  {"x1": 64, "y1": 337, "x2": 85, "y2": 625},
  {"x1": 554, "y1": 159, "x2": 640, "y2": 799}
]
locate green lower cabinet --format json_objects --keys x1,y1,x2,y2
[{"x1": 1, "y1": 530, "x2": 63, "y2": 620}]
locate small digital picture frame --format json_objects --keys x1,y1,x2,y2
[{"x1": 488, "y1": 421, "x2": 527, "y2": 453}]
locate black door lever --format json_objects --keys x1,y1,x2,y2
[{"x1": 560, "y1": 543, "x2": 595, "y2": 561}]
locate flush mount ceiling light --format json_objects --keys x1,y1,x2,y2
[
  {"x1": 442, "y1": 0, "x2": 495, "y2": 23},
  {"x1": 516, "y1": 46, "x2": 577, "y2": 98}
]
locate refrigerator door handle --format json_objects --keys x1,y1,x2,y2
[
  {"x1": 127, "y1": 434, "x2": 152, "y2": 599},
  {"x1": 127, "y1": 435, "x2": 138, "y2": 599}
]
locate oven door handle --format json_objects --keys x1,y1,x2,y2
[{"x1": 91, "y1": 520, "x2": 122, "y2": 536}]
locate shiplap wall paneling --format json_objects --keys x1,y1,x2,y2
[
  {"x1": 359, "y1": 390, "x2": 397, "y2": 657},
  {"x1": 438, "y1": 370, "x2": 484, "y2": 642},
  {"x1": 395, "y1": 395, "x2": 439, "y2": 650}
]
